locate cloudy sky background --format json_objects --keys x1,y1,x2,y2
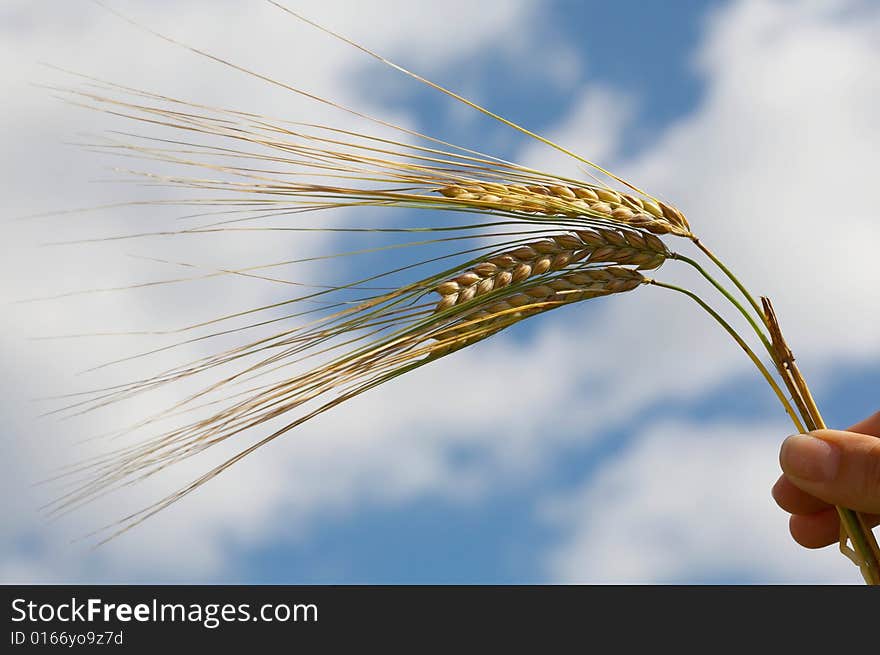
[{"x1": 1, "y1": 0, "x2": 878, "y2": 583}]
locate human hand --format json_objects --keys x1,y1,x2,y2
[{"x1": 772, "y1": 411, "x2": 880, "y2": 548}]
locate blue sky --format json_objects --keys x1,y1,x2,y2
[
  {"x1": 2, "y1": 0, "x2": 879, "y2": 584},
  {"x1": 381, "y1": 0, "x2": 723, "y2": 160}
]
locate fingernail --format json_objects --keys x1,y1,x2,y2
[{"x1": 781, "y1": 434, "x2": 840, "y2": 482}]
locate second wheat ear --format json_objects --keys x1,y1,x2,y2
[{"x1": 44, "y1": 1, "x2": 880, "y2": 583}]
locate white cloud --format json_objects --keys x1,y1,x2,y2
[{"x1": 541, "y1": 419, "x2": 857, "y2": 583}]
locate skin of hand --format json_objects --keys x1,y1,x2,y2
[{"x1": 773, "y1": 411, "x2": 880, "y2": 548}]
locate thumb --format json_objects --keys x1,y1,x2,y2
[{"x1": 780, "y1": 429, "x2": 880, "y2": 514}]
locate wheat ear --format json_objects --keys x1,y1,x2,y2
[
  {"x1": 438, "y1": 182, "x2": 690, "y2": 236},
  {"x1": 430, "y1": 267, "x2": 649, "y2": 357},
  {"x1": 434, "y1": 228, "x2": 668, "y2": 313}
]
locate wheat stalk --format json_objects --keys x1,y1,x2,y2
[{"x1": 39, "y1": 1, "x2": 880, "y2": 583}]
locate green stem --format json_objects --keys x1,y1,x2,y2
[
  {"x1": 649, "y1": 280, "x2": 805, "y2": 433},
  {"x1": 689, "y1": 240, "x2": 815, "y2": 427},
  {"x1": 672, "y1": 253, "x2": 774, "y2": 357},
  {"x1": 692, "y1": 237, "x2": 766, "y2": 320}
]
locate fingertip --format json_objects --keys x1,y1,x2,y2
[
  {"x1": 782, "y1": 430, "x2": 880, "y2": 514},
  {"x1": 780, "y1": 434, "x2": 840, "y2": 483},
  {"x1": 773, "y1": 475, "x2": 831, "y2": 514},
  {"x1": 771, "y1": 475, "x2": 785, "y2": 502},
  {"x1": 789, "y1": 509, "x2": 840, "y2": 549}
]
